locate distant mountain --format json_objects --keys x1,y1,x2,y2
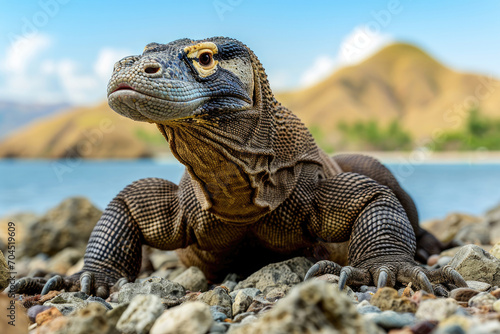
[
  {"x1": 0, "y1": 101, "x2": 70, "y2": 139},
  {"x1": 0, "y1": 102, "x2": 169, "y2": 159},
  {"x1": 1, "y1": 42, "x2": 500, "y2": 158},
  {"x1": 276, "y1": 43, "x2": 500, "y2": 149}
]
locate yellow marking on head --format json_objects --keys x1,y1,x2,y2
[{"x1": 184, "y1": 42, "x2": 219, "y2": 78}]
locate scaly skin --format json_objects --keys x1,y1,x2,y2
[{"x1": 14, "y1": 37, "x2": 465, "y2": 297}]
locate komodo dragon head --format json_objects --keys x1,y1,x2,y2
[
  {"x1": 107, "y1": 37, "x2": 338, "y2": 222},
  {"x1": 107, "y1": 37, "x2": 257, "y2": 123}
]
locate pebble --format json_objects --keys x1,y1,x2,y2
[
  {"x1": 35, "y1": 306, "x2": 63, "y2": 326},
  {"x1": 210, "y1": 308, "x2": 228, "y2": 322},
  {"x1": 437, "y1": 256, "x2": 453, "y2": 267},
  {"x1": 118, "y1": 277, "x2": 186, "y2": 304},
  {"x1": 233, "y1": 311, "x2": 256, "y2": 323},
  {"x1": 363, "y1": 311, "x2": 416, "y2": 330},
  {"x1": 493, "y1": 299, "x2": 500, "y2": 312},
  {"x1": 466, "y1": 280, "x2": 491, "y2": 292},
  {"x1": 117, "y1": 294, "x2": 164, "y2": 334},
  {"x1": 469, "y1": 320, "x2": 500, "y2": 334},
  {"x1": 43, "y1": 291, "x2": 91, "y2": 315},
  {"x1": 229, "y1": 288, "x2": 261, "y2": 302},
  {"x1": 356, "y1": 300, "x2": 381, "y2": 314},
  {"x1": 172, "y1": 266, "x2": 208, "y2": 292},
  {"x1": 27, "y1": 305, "x2": 52, "y2": 322},
  {"x1": 232, "y1": 290, "x2": 254, "y2": 316},
  {"x1": 468, "y1": 292, "x2": 496, "y2": 309},
  {"x1": 427, "y1": 254, "x2": 440, "y2": 266},
  {"x1": 415, "y1": 298, "x2": 459, "y2": 321},
  {"x1": 449, "y1": 245, "x2": 500, "y2": 286},
  {"x1": 449, "y1": 288, "x2": 480, "y2": 302},
  {"x1": 150, "y1": 301, "x2": 212, "y2": 334},
  {"x1": 371, "y1": 287, "x2": 417, "y2": 313},
  {"x1": 198, "y1": 286, "x2": 233, "y2": 318},
  {"x1": 490, "y1": 288, "x2": 500, "y2": 298},
  {"x1": 233, "y1": 257, "x2": 312, "y2": 295},
  {"x1": 356, "y1": 291, "x2": 374, "y2": 302}
]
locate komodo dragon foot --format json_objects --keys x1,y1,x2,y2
[
  {"x1": 304, "y1": 256, "x2": 467, "y2": 293},
  {"x1": 13, "y1": 271, "x2": 128, "y2": 298}
]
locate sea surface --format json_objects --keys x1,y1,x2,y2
[{"x1": 1, "y1": 159, "x2": 499, "y2": 222}]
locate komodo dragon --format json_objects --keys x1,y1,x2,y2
[{"x1": 15, "y1": 37, "x2": 466, "y2": 298}]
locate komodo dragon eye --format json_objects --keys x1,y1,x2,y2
[{"x1": 199, "y1": 51, "x2": 213, "y2": 67}]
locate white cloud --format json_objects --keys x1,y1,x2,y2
[
  {"x1": 94, "y1": 48, "x2": 129, "y2": 81},
  {"x1": 2, "y1": 34, "x2": 52, "y2": 72},
  {"x1": 338, "y1": 25, "x2": 393, "y2": 65},
  {"x1": 298, "y1": 25, "x2": 393, "y2": 88},
  {"x1": 299, "y1": 55, "x2": 337, "y2": 88},
  {"x1": 0, "y1": 34, "x2": 130, "y2": 105}
]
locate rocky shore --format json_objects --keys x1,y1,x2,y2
[{"x1": 1, "y1": 197, "x2": 500, "y2": 334}]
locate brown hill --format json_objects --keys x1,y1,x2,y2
[
  {"x1": 276, "y1": 43, "x2": 500, "y2": 148},
  {"x1": 0, "y1": 102, "x2": 168, "y2": 158}
]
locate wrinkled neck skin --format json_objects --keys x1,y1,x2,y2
[{"x1": 158, "y1": 59, "x2": 340, "y2": 223}]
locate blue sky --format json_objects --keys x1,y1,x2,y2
[{"x1": 0, "y1": 0, "x2": 499, "y2": 105}]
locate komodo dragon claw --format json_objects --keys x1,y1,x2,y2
[{"x1": 305, "y1": 259, "x2": 467, "y2": 294}]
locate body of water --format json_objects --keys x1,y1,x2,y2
[{"x1": 1, "y1": 159, "x2": 499, "y2": 222}]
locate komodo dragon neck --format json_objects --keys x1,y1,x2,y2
[{"x1": 157, "y1": 51, "x2": 341, "y2": 223}]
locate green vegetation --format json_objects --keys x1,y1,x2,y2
[
  {"x1": 337, "y1": 119, "x2": 413, "y2": 151},
  {"x1": 309, "y1": 125, "x2": 335, "y2": 154},
  {"x1": 134, "y1": 127, "x2": 165, "y2": 146},
  {"x1": 434, "y1": 109, "x2": 500, "y2": 151}
]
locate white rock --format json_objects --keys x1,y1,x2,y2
[{"x1": 150, "y1": 301, "x2": 212, "y2": 334}]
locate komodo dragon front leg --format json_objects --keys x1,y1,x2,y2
[
  {"x1": 332, "y1": 153, "x2": 450, "y2": 262},
  {"x1": 305, "y1": 172, "x2": 466, "y2": 292},
  {"x1": 14, "y1": 178, "x2": 186, "y2": 297}
]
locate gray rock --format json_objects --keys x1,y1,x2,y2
[
  {"x1": 356, "y1": 300, "x2": 381, "y2": 314},
  {"x1": 87, "y1": 296, "x2": 113, "y2": 310},
  {"x1": 117, "y1": 294, "x2": 164, "y2": 334},
  {"x1": 198, "y1": 286, "x2": 232, "y2": 318},
  {"x1": 437, "y1": 256, "x2": 453, "y2": 267},
  {"x1": 415, "y1": 298, "x2": 459, "y2": 321},
  {"x1": 0, "y1": 250, "x2": 9, "y2": 291},
  {"x1": 232, "y1": 290, "x2": 253, "y2": 316},
  {"x1": 117, "y1": 277, "x2": 185, "y2": 303},
  {"x1": 233, "y1": 312, "x2": 256, "y2": 323},
  {"x1": 106, "y1": 303, "x2": 129, "y2": 327},
  {"x1": 44, "y1": 292, "x2": 91, "y2": 315},
  {"x1": 468, "y1": 321, "x2": 500, "y2": 334},
  {"x1": 47, "y1": 247, "x2": 84, "y2": 275},
  {"x1": 468, "y1": 292, "x2": 496, "y2": 309},
  {"x1": 27, "y1": 305, "x2": 52, "y2": 322},
  {"x1": 449, "y1": 288, "x2": 480, "y2": 302},
  {"x1": 211, "y1": 309, "x2": 228, "y2": 322},
  {"x1": 449, "y1": 245, "x2": 500, "y2": 286},
  {"x1": 355, "y1": 291, "x2": 374, "y2": 303},
  {"x1": 59, "y1": 302, "x2": 116, "y2": 334},
  {"x1": 466, "y1": 280, "x2": 491, "y2": 292},
  {"x1": 227, "y1": 280, "x2": 381, "y2": 334},
  {"x1": 454, "y1": 223, "x2": 490, "y2": 245},
  {"x1": 433, "y1": 324, "x2": 467, "y2": 334},
  {"x1": 230, "y1": 288, "x2": 261, "y2": 303},
  {"x1": 363, "y1": 311, "x2": 416, "y2": 330},
  {"x1": 209, "y1": 322, "x2": 231, "y2": 333},
  {"x1": 172, "y1": 266, "x2": 208, "y2": 292},
  {"x1": 150, "y1": 301, "x2": 213, "y2": 334},
  {"x1": 20, "y1": 197, "x2": 102, "y2": 257},
  {"x1": 233, "y1": 257, "x2": 313, "y2": 295}
]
